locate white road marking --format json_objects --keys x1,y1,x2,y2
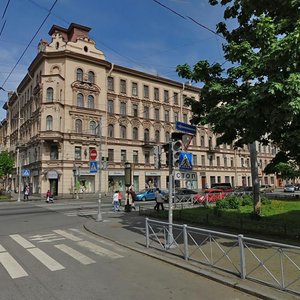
[
  {"x1": 53, "y1": 230, "x2": 82, "y2": 242},
  {"x1": 55, "y1": 244, "x2": 95, "y2": 265},
  {"x1": 77, "y1": 240, "x2": 123, "y2": 259},
  {"x1": 0, "y1": 244, "x2": 6, "y2": 252},
  {"x1": 27, "y1": 248, "x2": 65, "y2": 271},
  {"x1": 10, "y1": 234, "x2": 35, "y2": 249},
  {"x1": 0, "y1": 252, "x2": 28, "y2": 278},
  {"x1": 30, "y1": 233, "x2": 65, "y2": 243}
]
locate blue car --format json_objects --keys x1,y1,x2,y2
[{"x1": 135, "y1": 189, "x2": 167, "y2": 201}]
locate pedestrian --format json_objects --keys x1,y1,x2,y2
[
  {"x1": 129, "y1": 187, "x2": 136, "y2": 211},
  {"x1": 118, "y1": 190, "x2": 122, "y2": 206},
  {"x1": 23, "y1": 185, "x2": 29, "y2": 201},
  {"x1": 112, "y1": 190, "x2": 120, "y2": 212},
  {"x1": 155, "y1": 188, "x2": 165, "y2": 211},
  {"x1": 46, "y1": 190, "x2": 54, "y2": 203}
]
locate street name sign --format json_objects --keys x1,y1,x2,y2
[{"x1": 175, "y1": 121, "x2": 196, "y2": 135}]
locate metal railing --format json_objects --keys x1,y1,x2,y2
[{"x1": 145, "y1": 218, "x2": 300, "y2": 295}]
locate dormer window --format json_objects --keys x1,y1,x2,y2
[{"x1": 76, "y1": 68, "x2": 83, "y2": 81}]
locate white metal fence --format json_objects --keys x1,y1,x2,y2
[{"x1": 145, "y1": 218, "x2": 300, "y2": 295}]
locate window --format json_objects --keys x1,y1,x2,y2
[
  {"x1": 46, "y1": 115, "x2": 53, "y2": 130},
  {"x1": 133, "y1": 150, "x2": 138, "y2": 163},
  {"x1": 144, "y1": 151, "x2": 150, "y2": 164},
  {"x1": 75, "y1": 119, "x2": 82, "y2": 133},
  {"x1": 143, "y1": 85, "x2": 149, "y2": 98},
  {"x1": 120, "y1": 79, "x2": 126, "y2": 94},
  {"x1": 200, "y1": 136, "x2": 205, "y2": 147},
  {"x1": 164, "y1": 110, "x2": 170, "y2": 122},
  {"x1": 224, "y1": 156, "x2": 228, "y2": 167},
  {"x1": 155, "y1": 130, "x2": 160, "y2": 143},
  {"x1": 89, "y1": 121, "x2": 97, "y2": 134},
  {"x1": 120, "y1": 125, "x2": 127, "y2": 139},
  {"x1": 183, "y1": 94, "x2": 188, "y2": 107},
  {"x1": 107, "y1": 100, "x2": 114, "y2": 113},
  {"x1": 132, "y1": 82, "x2": 138, "y2": 96},
  {"x1": 88, "y1": 71, "x2": 95, "y2": 83},
  {"x1": 77, "y1": 93, "x2": 84, "y2": 107},
  {"x1": 144, "y1": 129, "x2": 150, "y2": 142},
  {"x1": 46, "y1": 88, "x2": 53, "y2": 102},
  {"x1": 50, "y1": 145, "x2": 58, "y2": 160},
  {"x1": 154, "y1": 108, "x2": 160, "y2": 121},
  {"x1": 164, "y1": 90, "x2": 169, "y2": 103},
  {"x1": 217, "y1": 156, "x2": 220, "y2": 166},
  {"x1": 121, "y1": 150, "x2": 126, "y2": 163},
  {"x1": 193, "y1": 155, "x2": 197, "y2": 166},
  {"x1": 75, "y1": 146, "x2": 82, "y2": 160},
  {"x1": 208, "y1": 137, "x2": 213, "y2": 149},
  {"x1": 165, "y1": 131, "x2": 170, "y2": 142},
  {"x1": 154, "y1": 88, "x2": 159, "y2": 101},
  {"x1": 132, "y1": 127, "x2": 138, "y2": 140},
  {"x1": 231, "y1": 158, "x2": 234, "y2": 167},
  {"x1": 132, "y1": 104, "x2": 138, "y2": 117},
  {"x1": 174, "y1": 112, "x2": 179, "y2": 123},
  {"x1": 108, "y1": 149, "x2": 114, "y2": 162},
  {"x1": 76, "y1": 68, "x2": 83, "y2": 81},
  {"x1": 120, "y1": 102, "x2": 126, "y2": 115},
  {"x1": 87, "y1": 95, "x2": 94, "y2": 109},
  {"x1": 201, "y1": 155, "x2": 205, "y2": 166},
  {"x1": 174, "y1": 92, "x2": 178, "y2": 105},
  {"x1": 108, "y1": 76, "x2": 114, "y2": 91},
  {"x1": 183, "y1": 113, "x2": 188, "y2": 123},
  {"x1": 144, "y1": 106, "x2": 150, "y2": 119},
  {"x1": 108, "y1": 124, "x2": 114, "y2": 138}
]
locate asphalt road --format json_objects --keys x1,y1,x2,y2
[{"x1": 0, "y1": 201, "x2": 259, "y2": 300}]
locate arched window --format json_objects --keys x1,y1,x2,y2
[
  {"x1": 75, "y1": 119, "x2": 82, "y2": 133},
  {"x1": 76, "y1": 68, "x2": 83, "y2": 81},
  {"x1": 120, "y1": 125, "x2": 127, "y2": 139},
  {"x1": 77, "y1": 93, "x2": 84, "y2": 107},
  {"x1": 144, "y1": 129, "x2": 150, "y2": 142},
  {"x1": 46, "y1": 87, "x2": 53, "y2": 102},
  {"x1": 155, "y1": 130, "x2": 160, "y2": 143},
  {"x1": 132, "y1": 127, "x2": 138, "y2": 140},
  {"x1": 46, "y1": 115, "x2": 53, "y2": 130},
  {"x1": 88, "y1": 71, "x2": 95, "y2": 84},
  {"x1": 87, "y1": 95, "x2": 94, "y2": 109},
  {"x1": 165, "y1": 131, "x2": 170, "y2": 142},
  {"x1": 108, "y1": 124, "x2": 114, "y2": 138},
  {"x1": 89, "y1": 121, "x2": 97, "y2": 134}
]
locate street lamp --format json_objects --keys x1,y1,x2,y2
[
  {"x1": 72, "y1": 164, "x2": 79, "y2": 199},
  {"x1": 124, "y1": 162, "x2": 132, "y2": 212}
]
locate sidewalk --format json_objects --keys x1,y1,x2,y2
[{"x1": 84, "y1": 210, "x2": 299, "y2": 300}]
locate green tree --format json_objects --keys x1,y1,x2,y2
[
  {"x1": 177, "y1": 0, "x2": 299, "y2": 215},
  {"x1": 0, "y1": 151, "x2": 15, "y2": 188}
]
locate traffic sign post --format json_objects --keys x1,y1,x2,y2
[{"x1": 90, "y1": 149, "x2": 97, "y2": 160}]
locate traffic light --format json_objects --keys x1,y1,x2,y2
[
  {"x1": 172, "y1": 140, "x2": 182, "y2": 168},
  {"x1": 162, "y1": 143, "x2": 171, "y2": 167}
]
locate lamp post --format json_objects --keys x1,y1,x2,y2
[
  {"x1": 124, "y1": 162, "x2": 132, "y2": 212},
  {"x1": 72, "y1": 164, "x2": 79, "y2": 200}
]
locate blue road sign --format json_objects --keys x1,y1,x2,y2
[
  {"x1": 179, "y1": 152, "x2": 193, "y2": 171},
  {"x1": 22, "y1": 169, "x2": 30, "y2": 177},
  {"x1": 175, "y1": 121, "x2": 196, "y2": 135},
  {"x1": 89, "y1": 161, "x2": 98, "y2": 173}
]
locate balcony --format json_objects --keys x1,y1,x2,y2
[{"x1": 142, "y1": 139, "x2": 157, "y2": 148}]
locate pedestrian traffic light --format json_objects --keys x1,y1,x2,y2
[{"x1": 172, "y1": 140, "x2": 182, "y2": 168}]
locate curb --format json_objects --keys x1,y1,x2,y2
[{"x1": 83, "y1": 222, "x2": 294, "y2": 300}]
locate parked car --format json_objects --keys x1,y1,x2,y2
[
  {"x1": 211, "y1": 183, "x2": 234, "y2": 193},
  {"x1": 259, "y1": 184, "x2": 274, "y2": 193},
  {"x1": 135, "y1": 188, "x2": 167, "y2": 201},
  {"x1": 294, "y1": 184, "x2": 300, "y2": 191},
  {"x1": 234, "y1": 186, "x2": 253, "y2": 197},
  {"x1": 193, "y1": 188, "x2": 225, "y2": 204},
  {"x1": 284, "y1": 184, "x2": 295, "y2": 193},
  {"x1": 175, "y1": 188, "x2": 198, "y2": 195}
]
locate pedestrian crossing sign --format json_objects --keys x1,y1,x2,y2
[
  {"x1": 89, "y1": 161, "x2": 98, "y2": 173},
  {"x1": 22, "y1": 169, "x2": 30, "y2": 177},
  {"x1": 179, "y1": 152, "x2": 193, "y2": 171}
]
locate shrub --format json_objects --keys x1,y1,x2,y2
[
  {"x1": 226, "y1": 195, "x2": 240, "y2": 209},
  {"x1": 216, "y1": 199, "x2": 230, "y2": 209},
  {"x1": 261, "y1": 197, "x2": 272, "y2": 205},
  {"x1": 241, "y1": 195, "x2": 253, "y2": 206}
]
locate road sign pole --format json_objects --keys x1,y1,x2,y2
[{"x1": 17, "y1": 153, "x2": 21, "y2": 202}]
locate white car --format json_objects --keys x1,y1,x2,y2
[{"x1": 284, "y1": 184, "x2": 295, "y2": 193}]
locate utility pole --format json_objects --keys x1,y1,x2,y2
[{"x1": 96, "y1": 117, "x2": 103, "y2": 222}]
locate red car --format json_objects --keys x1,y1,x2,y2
[{"x1": 193, "y1": 189, "x2": 225, "y2": 204}]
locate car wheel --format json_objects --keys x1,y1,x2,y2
[{"x1": 142, "y1": 197, "x2": 146, "y2": 201}]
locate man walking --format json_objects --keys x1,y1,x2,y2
[{"x1": 155, "y1": 188, "x2": 165, "y2": 211}]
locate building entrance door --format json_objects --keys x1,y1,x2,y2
[{"x1": 49, "y1": 179, "x2": 58, "y2": 196}]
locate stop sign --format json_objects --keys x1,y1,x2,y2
[{"x1": 90, "y1": 149, "x2": 97, "y2": 160}]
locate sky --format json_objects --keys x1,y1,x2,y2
[{"x1": 0, "y1": 0, "x2": 230, "y2": 120}]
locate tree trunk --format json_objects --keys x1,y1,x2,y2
[{"x1": 250, "y1": 142, "x2": 261, "y2": 216}]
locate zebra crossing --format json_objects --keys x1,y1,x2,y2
[{"x1": 0, "y1": 228, "x2": 125, "y2": 280}]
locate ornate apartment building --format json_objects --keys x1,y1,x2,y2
[{"x1": 0, "y1": 23, "x2": 278, "y2": 197}]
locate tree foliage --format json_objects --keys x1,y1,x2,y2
[
  {"x1": 0, "y1": 151, "x2": 14, "y2": 178},
  {"x1": 177, "y1": 0, "x2": 300, "y2": 163}
]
